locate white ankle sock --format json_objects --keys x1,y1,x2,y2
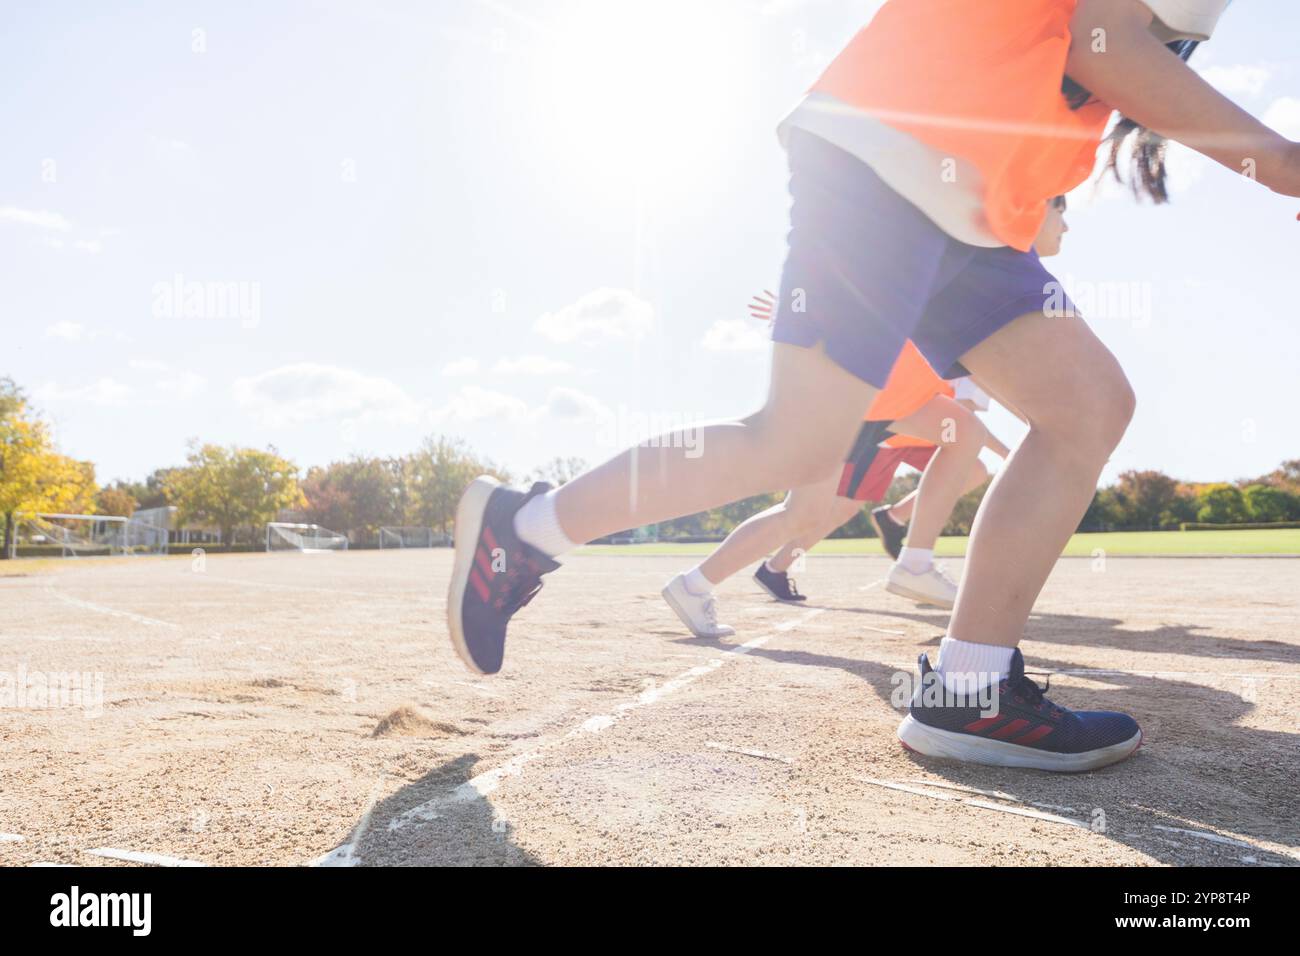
[
  {"x1": 682, "y1": 565, "x2": 714, "y2": 596},
  {"x1": 937, "y1": 637, "x2": 1014, "y2": 693},
  {"x1": 512, "y1": 489, "x2": 578, "y2": 558},
  {"x1": 898, "y1": 546, "x2": 933, "y2": 574},
  {"x1": 763, "y1": 558, "x2": 783, "y2": 575}
]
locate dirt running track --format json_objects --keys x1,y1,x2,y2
[{"x1": 0, "y1": 550, "x2": 1296, "y2": 866}]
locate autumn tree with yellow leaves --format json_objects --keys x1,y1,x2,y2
[
  {"x1": 164, "y1": 442, "x2": 306, "y2": 547},
  {"x1": 0, "y1": 379, "x2": 101, "y2": 557}
]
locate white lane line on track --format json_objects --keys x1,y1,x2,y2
[
  {"x1": 1146, "y1": 827, "x2": 1299, "y2": 863},
  {"x1": 312, "y1": 782, "x2": 384, "y2": 867},
  {"x1": 1151, "y1": 825, "x2": 1251, "y2": 848},
  {"x1": 904, "y1": 778, "x2": 1078, "y2": 814},
  {"x1": 870, "y1": 780, "x2": 1298, "y2": 861},
  {"x1": 705, "y1": 742, "x2": 794, "y2": 764},
  {"x1": 0, "y1": 833, "x2": 24, "y2": 842},
  {"x1": 857, "y1": 578, "x2": 887, "y2": 592},
  {"x1": 859, "y1": 777, "x2": 1089, "y2": 829},
  {"x1": 386, "y1": 607, "x2": 827, "y2": 834},
  {"x1": 86, "y1": 848, "x2": 206, "y2": 867},
  {"x1": 45, "y1": 584, "x2": 180, "y2": 630}
]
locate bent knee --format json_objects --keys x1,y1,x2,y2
[{"x1": 1034, "y1": 370, "x2": 1135, "y2": 453}]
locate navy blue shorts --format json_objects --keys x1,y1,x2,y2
[{"x1": 772, "y1": 129, "x2": 1073, "y2": 385}]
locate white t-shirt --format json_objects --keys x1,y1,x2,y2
[{"x1": 777, "y1": 0, "x2": 1230, "y2": 247}]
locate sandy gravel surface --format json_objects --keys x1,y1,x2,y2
[{"x1": 1, "y1": 549, "x2": 1296, "y2": 866}]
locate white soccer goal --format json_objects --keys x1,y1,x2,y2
[
  {"x1": 123, "y1": 515, "x2": 170, "y2": 555},
  {"x1": 9, "y1": 513, "x2": 166, "y2": 558},
  {"x1": 13, "y1": 513, "x2": 122, "y2": 558},
  {"x1": 265, "y1": 522, "x2": 349, "y2": 553},
  {"x1": 378, "y1": 526, "x2": 438, "y2": 549}
]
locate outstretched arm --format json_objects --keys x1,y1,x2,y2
[{"x1": 1067, "y1": 0, "x2": 1300, "y2": 196}]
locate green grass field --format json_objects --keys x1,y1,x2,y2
[{"x1": 577, "y1": 528, "x2": 1300, "y2": 558}]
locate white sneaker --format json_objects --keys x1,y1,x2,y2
[
  {"x1": 885, "y1": 562, "x2": 958, "y2": 610},
  {"x1": 661, "y1": 574, "x2": 735, "y2": 639}
]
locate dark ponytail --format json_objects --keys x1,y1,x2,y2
[{"x1": 1061, "y1": 40, "x2": 1200, "y2": 203}]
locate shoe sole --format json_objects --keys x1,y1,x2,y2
[
  {"x1": 869, "y1": 512, "x2": 903, "y2": 560},
  {"x1": 661, "y1": 582, "x2": 735, "y2": 640},
  {"x1": 885, "y1": 579, "x2": 955, "y2": 610},
  {"x1": 897, "y1": 714, "x2": 1143, "y2": 772},
  {"x1": 446, "y1": 475, "x2": 500, "y2": 676},
  {"x1": 751, "y1": 571, "x2": 807, "y2": 603}
]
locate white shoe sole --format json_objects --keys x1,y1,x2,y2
[
  {"x1": 446, "y1": 476, "x2": 500, "y2": 676},
  {"x1": 897, "y1": 714, "x2": 1143, "y2": 772},
  {"x1": 885, "y1": 579, "x2": 955, "y2": 610},
  {"x1": 661, "y1": 583, "x2": 735, "y2": 639}
]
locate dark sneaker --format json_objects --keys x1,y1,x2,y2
[
  {"x1": 446, "y1": 477, "x2": 560, "y2": 675},
  {"x1": 896, "y1": 649, "x2": 1142, "y2": 772},
  {"x1": 752, "y1": 562, "x2": 807, "y2": 602},
  {"x1": 869, "y1": 505, "x2": 907, "y2": 560}
]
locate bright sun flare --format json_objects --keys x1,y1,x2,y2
[{"x1": 532, "y1": 0, "x2": 757, "y2": 189}]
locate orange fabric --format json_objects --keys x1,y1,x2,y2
[
  {"x1": 810, "y1": 0, "x2": 1112, "y2": 251},
  {"x1": 864, "y1": 342, "x2": 953, "y2": 444}
]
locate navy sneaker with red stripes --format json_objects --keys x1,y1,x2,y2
[
  {"x1": 446, "y1": 477, "x2": 560, "y2": 675},
  {"x1": 753, "y1": 562, "x2": 807, "y2": 602},
  {"x1": 897, "y1": 649, "x2": 1142, "y2": 772}
]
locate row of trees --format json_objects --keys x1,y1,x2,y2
[
  {"x1": 94, "y1": 437, "x2": 516, "y2": 548},
  {"x1": 4, "y1": 376, "x2": 1298, "y2": 554},
  {"x1": 1079, "y1": 465, "x2": 1300, "y2": 532},
  {"x1": 868, "y1": 464, "x2": 1300, "y2": 540},
  {"x1": 0, "y1": 377, "x2": 522, "y2": 553}
]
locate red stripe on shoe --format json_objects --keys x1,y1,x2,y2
[
  {"x1": 474, "y1": 545, "x2": 494, "y2": 579},
  {"x1": 483, "y1": 526, "x2": 499, "y2": 552},
  {"x1": 1012, "y1": 724, "x2": 1054, "y2": 745},
  {"x1": 469, "y1": 567, "x2": 490, "y2": 602},
  {"x1": 990, "y1": 718, "x2": 1031, "y2": 740},
  {"x1": 963, "y1": 715, "x2": 1003, "y2": 734}
]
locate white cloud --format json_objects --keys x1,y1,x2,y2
[
  {"x1": 441, "y1": 357, "x2": 480, "y2": 376},
  {"x1": 233, "y1": 363, "x2": 420, "y2": 427},
  {"x1": 1199, "y1": 63, "x2": 1271, "y2": 97},
  {"x1": 535, "y1": 288, "x2": 654, "y2": 344},
  {"x1": 427, "y1": 383, "x2": 609, "y2": 428},
  {"x1": 125, "y1": 359, "x2": 206, "y2": 399},
  {"x1": 542, "y1": 386, "x2": 611, "y2": 423},
  {"x1": 34, "y1": 378, "x2": 132, "y2": 406},
  {"x1": 1263, "y1": 97, "x2": 1300, "y2": 140},
  {"x1": 0, "y1": 206, "x2": 71, "y2": 231},
  {"x1": 72, "y1": 238, "x2": 103, "y2": 255},
  {"x1": 700, "y1": 318, "x2": 770, "y2": 352},
  {"x1": 492, "y1": 355, "x2": 573, "y2": 375},
  {"x1": 46, "y1": 321, "x2": 87, "y2": 341},
  {"x1": 430, "y1": 385, "x2": 531, "y2": 424}
]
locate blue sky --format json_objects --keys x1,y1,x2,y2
[{"x1": 4, "y1": 0, "x2": 1299, "y2": 489}]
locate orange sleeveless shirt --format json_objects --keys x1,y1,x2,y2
[{"x1": 810, "y1": 0, "x2": 1113, "y2": 251}]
